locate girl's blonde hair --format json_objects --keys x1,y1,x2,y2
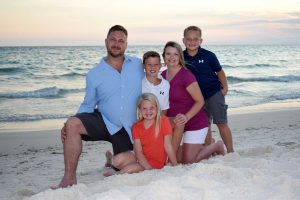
[{"x1": 137, "y1": 93, "x2": 161, "y2": 137}]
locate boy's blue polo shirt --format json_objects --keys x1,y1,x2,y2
[{"x1": 183, "y1": 47, "x2": 222, "y2": 99}]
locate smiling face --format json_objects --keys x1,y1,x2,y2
[
  {"x1": 163, "y1": 46, "x2": 181, "y2": 68},
  {"x1": 144, "y1": 56, "x2": 162, "y2": 78},
  {"x1": 105, "y1": 30, "x2": 127, "y2": 58},
  {"x1": 183, "y1": 29, "x2": 203, "y2": 52},
  {"x1": 138, "y1": 99, "x2": 157, "y2": 121},
  {"x1": 162, "y1": 41, "x2": 185, "y2": 68}
]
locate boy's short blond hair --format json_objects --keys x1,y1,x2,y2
[
  {"x1": 183, "y1": 26, "x2": 202, "y2": 37},
  {"x1": 142, "y1": 51, "x2": 161, "y2": 64}
]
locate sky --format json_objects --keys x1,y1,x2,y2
[{"x1": 1, "y1": 0, "x2": 300, "y2": 46}]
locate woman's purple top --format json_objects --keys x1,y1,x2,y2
[{"x1": 161, "y1": 67, "x2": 208, "y2": 131}]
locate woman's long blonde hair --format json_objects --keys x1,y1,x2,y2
[{"x1": 137, "y1": 93, "x2": 161, "y2": 137}]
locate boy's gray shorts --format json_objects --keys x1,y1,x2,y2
[{"x1": 204, "y1": 90, "x2": 228, "y2": 124}]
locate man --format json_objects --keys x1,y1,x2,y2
[
  {"x1": 56, "y1": 25, "x2": 144, "y2": 188},
  {"x1": 182, "y1": 25, "x2": 234, "y2": 153}
]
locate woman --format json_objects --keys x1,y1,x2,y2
[{"x1": 161, "y1": 41, "x2": 224, "y2": 164}]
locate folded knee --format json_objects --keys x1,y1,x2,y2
[
  {"x1": 66, "y1": 117, "x2": 83, "y2": 133},
  {"x1": 111, "y1": 155, "x2": 123, "y2": 168},
  {"x1": 182, "y1": 156, "x2": 195, "y2": 164}
]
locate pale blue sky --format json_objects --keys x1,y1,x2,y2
[{"x1": 1, "y1": 0, "x2": 300, "y2": 46}]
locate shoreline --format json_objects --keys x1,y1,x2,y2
[{"x1": 1, "y1": 100, "x2": 300, "y2": 134}]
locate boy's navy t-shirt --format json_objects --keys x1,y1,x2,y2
[{"x1": 183, "y1": 47, "x2": 222, "y2": 99}]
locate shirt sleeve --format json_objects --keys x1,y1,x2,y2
[
  {"x1": 77, "y1": 72, "x2": 97, "y2": 113},
  {"x1": 132, "y1": 123, "x2": 140, "y2": 140},
  {"x1": 210, "y1": 52, "x2": 222, "y2": 72},
  {"x1": 161, "y1": 116, "x2": 172, "y2": 136},
  {"x1": 160, "y1": 80, "x2": 170, "y2": 110},
  {"x1": 182, "y1": 69, "x2": 197, "y2": 88}
]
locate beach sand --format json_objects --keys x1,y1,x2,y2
[{"x1": 1, "y1": 104, "x2": 300, "y2": 200}]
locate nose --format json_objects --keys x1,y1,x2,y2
[{"x1": 150, "y1": 65, "x2": 156, "y2": 69}]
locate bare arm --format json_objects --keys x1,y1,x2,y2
[
  {"x1": 164, "y1": 135, "x2": 178, "y2": 166},
  {"x1": 174, "y1": 82, "x2": 204, "y2": 125},
  {"x1": 134, "y1": 139, "x2": 152, "y2": 170},
  {"x1": 217, "y1": 69, "x2": 228, "y2": 96}
]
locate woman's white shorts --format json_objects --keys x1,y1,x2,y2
[{"x1": 180, "y1": 127, "x2": 208, "y2": 145}]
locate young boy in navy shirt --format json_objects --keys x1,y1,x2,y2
[{"x1": 182, "y1": 26, "x2": 234, "y2": 153}]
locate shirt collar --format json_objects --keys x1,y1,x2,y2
[
  {"x1": 184, "y1": 47, "x2": 201, "y2": 58},
  {"x1": 143, "y1": 76, "x2": 162, "y2": 88}
]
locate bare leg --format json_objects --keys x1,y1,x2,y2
[
  {"x1": 57, "y1": 117, "x2": 87, "y2": 188},
  {"x1": 104, "y1": 150, "x2": 113, "y2": 167},
  {"x1": 195, "y1": 141, "x2": 225, "y2": 162},
  {"x1": 216, "y1": 123, "x2": 234, "y2": 153},
  {"x1": 170, "y1": 118, "x2": 184, "y2": 157},
  {"x1": 103, "y1": 168, "x2": 118, "y2": 177},
  {"x1": 120, "y1": 163, "x2": 145, "y2": 174},
  {"x1": 182, "y1": 141, "x2": 225, "y2": 164},
  {"x1": 182, "y1": 144, "x2": 203, "y2": 164},
  {"x1": 176, "y1": 145, "x2": 183, "y2": 163},
  {"x1": 204, "y1": 125, "x2": 213, "y2": 145},
  {"x1": 103, "y1": 163, "x2": 144, "y2": 177},
  {"x1": 111, "y1": 151, "x2": 136, "y2": 169},
  {"x1": 102, "y1": 151, "x2": 137, "y2": 177}
]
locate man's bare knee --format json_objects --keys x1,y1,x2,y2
[{"x1": 66, "y1": 117, "x2": 86, "y2": 135}]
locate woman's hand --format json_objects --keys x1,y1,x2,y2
[{"x1": 174, "y1": 113, "x2": 188, "y2": 126}]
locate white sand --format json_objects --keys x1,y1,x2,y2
[{"x1": 1, "y1": 105, "x2": 300, "y2": 200}]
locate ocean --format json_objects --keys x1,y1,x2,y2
[{"x1": 1, "y1": 45, "x2": 300, "y2": 131}]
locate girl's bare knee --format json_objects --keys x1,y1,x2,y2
[{"x1": 111, "y1": 154, "x2": 123, "y2": 168}]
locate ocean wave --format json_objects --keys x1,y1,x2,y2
[
  {"x1": 0, "y1": 67, "x2": 24, "y2": 74},
  {"x1": 0, "y1": 60, "x2": 20, "y2": 65},
  {"x1": 229, "y1": 89, "x2": 250, "y2": 95},
  {"x1": 269, "y1": 91, "x2": 300, "y2": 101},
  {"x1": 0, "y1": 87, "x2": 84, "y2": 99},
  {"x1": 228, "y1": 75, "x2": 300, "y2": 83},
  {"x1": 223, "y1": 64, "x2": 280, "y2": 68},
  {"x1": 0, "y1": 113, "x2": 68, "y2": 122},
  {"x1": 60, "y1": 72, "x2": 86, "y2": 77}
]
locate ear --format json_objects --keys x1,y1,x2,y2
[{"x1": 199, "y1": 38, "x2": 203, "y2": 45}]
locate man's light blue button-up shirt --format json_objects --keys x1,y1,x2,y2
[{"x1": 77, "y1": 55, "x2": 144, "y2": 142}]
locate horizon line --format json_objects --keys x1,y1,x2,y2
[{"x1": 1, "y1": 43, "x2": 300, "y2": 48}]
